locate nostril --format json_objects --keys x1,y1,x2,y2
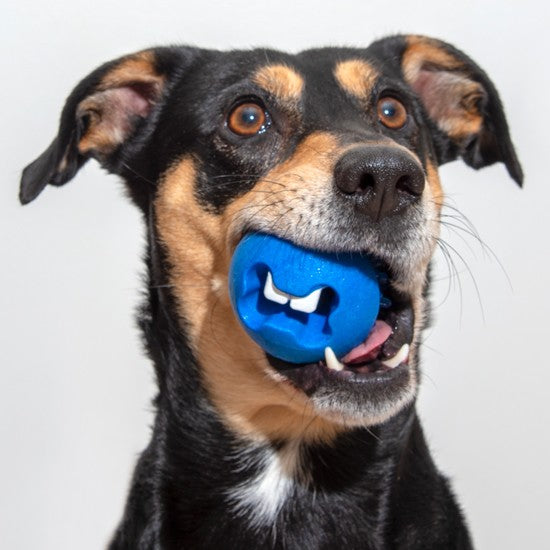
[
  {"x1": 396, "y1": 171, "x2": 424, "y2": 197},
  {"x1": 358, "y1": 173, "x2": 376, "y2": 193},
  {"x1": 396, "y1": 175, "x2": 413, "y2": 194}
]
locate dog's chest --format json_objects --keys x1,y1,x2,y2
[{"x1": 227, "y1": 441, "x2": 302, "y2": 528}]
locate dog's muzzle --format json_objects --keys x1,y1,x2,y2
[{"x1": 334, "y1": 145, "x2": 425, "y2": 222}]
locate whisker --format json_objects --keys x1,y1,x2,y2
[
  {"x1": 231, "y1": 199, "x2": 286, "y2": 217},
  {"x1": 426, "y1": 200, "x2": 511, "y2": 319},
  {"x1": 440, "y1": 221, "x2": 479, "y2": 259},
  {"x1": 210, "y1": 174, "x2": 287, "y2": 189},
  {"x1": 439, "y1": 237, "x2": 485, "y2": 323},
  {"x1": 440, "y1": 219, "x2": 512, "y2": 291},
  {"x1": 121, "y1": 162, "x2": 157, "y2": 187},
  {"x1": 435, "y1": 237, "x2": 463, "y2": 318}
]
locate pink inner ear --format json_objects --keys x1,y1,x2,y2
[
  {"x1": 116, "y1": 85, "x2": 153, "y2": 118},
  {"x1": 77, "y1": 82, "x2": 160, "y2": 154},
  {"x1": 411, "y1": 69, "x2": 460, "y2": 121},
  {"x1": 409, "y1": 69, "x2": 485, "y2": 135},
  {"x1": 105, "y1": 86, "x2": 153, "y2": 141}
]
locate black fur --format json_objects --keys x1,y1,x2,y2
[
  {"x1": 109, "y1": 237, "x2": 471, "y2": 549},
  {"x1": 20, "y1": 35, "x2": 522, "y2": 549}
]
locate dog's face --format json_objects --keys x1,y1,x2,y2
[{"x1": 21, "y1": 36, "x2": 522, "y2": 444}]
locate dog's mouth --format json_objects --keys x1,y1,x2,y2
[
  {"x1": 229, "y1": 231, "x2": 416, "y2": 409},
  {"x1": 266, "y1": 267, "x2": 414, "y2": 392}
]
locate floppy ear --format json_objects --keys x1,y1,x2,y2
[
  {"x1": 373, "y1": 35, "x2": 523, "y2": 186},
  {"x1": 20, "y1": 47, "x2": 192, "y2": 205}
]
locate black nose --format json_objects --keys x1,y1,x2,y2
[{"x1": 334, "y1": 146, "x2": 425, "y2": 221}]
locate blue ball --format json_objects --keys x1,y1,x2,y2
[{"x1": 229, "y1": 233, "x2": 381, "y2": 364}]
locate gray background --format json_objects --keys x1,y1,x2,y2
[{"x1": 2, "y1": 0, "x2": 547, "y2": 548}]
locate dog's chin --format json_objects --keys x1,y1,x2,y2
[
  {"x1": 267, "y1": 355, "x2": 416, "y2": 427},
  {"x1": 265, "y1": 287, "x2": 418, "y2": 427}
]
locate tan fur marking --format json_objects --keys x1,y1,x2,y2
[
  {"x1": 441, "y1": 111, "x2": 483, "y2": 139},
  {"x1": 77, "y1": 51, "x2": 165, "y2": 155},
  {"x1": 334, "y1": 59, "x2": 378, "y2": 100},
  {"x1": 426, "y1": 159, "x2": 443, "y2": 208},
  {"x1": 77, "y1": 90, "x2": 129, "y2": 154},
  {"x1": 155, "y1": 158, "x2": 225, "y2": 348},
  {"x1": 224, "y1": 132, "x2": 342, "y2": 249},
  {"x1": 402, "y1": 36, "x2": 465, "y2": 82},
  {"x1": 253, "y1": 64, "x2": 304, "y2": 102},
  {"x1": 100, "y1": 51, "x2": 163, "y2": 90},
  {"x1": 421, "y1": 73, "x2": 483, "y2": 139},
  {"x1": 402, "y1": 36, "x2": 483, "y2": 141},
  {"x1": 155, "y1": 144, "x2": 348, "y2": 444}
]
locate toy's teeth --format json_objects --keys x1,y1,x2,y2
[
  {"x1": 324, "y1": 347, "x2": 344, "y2": 371},
  {"x1": 290, "y1": 288, "x2": 322, "y2": 313},
  {"x1": 263, "y1": 271, "x2": 322, "y2": 312},
  {"x1": 263, "y1": 272, "x2": 291, "y2": 305},
  {"x1": 381, "y1": 344, "x2": 410, "y2": 368}
]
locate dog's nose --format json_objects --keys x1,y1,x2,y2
[{"x1": 334, "y1": 146, "x2": 425, "y2": 221}]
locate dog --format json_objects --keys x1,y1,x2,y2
[{"x1": 20, "y1": 35, "x2": 522, "y2": 549}]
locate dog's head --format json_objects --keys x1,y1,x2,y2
[{"x1": 21, "y1": 36, "x2": 522, "y2": 444}]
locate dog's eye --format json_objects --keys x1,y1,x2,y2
[
  {"x1": 227, "y1": 102, "x2": 269, "y2": 136},
  {"x1": 377, "y1": 97, "x2": 407, "y2": 129}
]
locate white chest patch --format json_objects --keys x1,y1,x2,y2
[{"x1": 228, "y1": 441, "x2": 303, "y2": 529}]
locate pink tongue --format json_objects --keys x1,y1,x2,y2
[{"x1": 341, "y1": 320, "x2": 393, "y2": 364}]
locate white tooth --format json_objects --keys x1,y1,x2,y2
[
  {"x1": 381, "y1": 344, "x2": 410, "y2": 369},
  {"x1": 325, "y1": 347, "x2": 344, "y2": 371},
  {"x1": 289, "y1": 288, "x2": 322, "y2": 313},
  {"x1": 263, "y1": 272, "x2": 290, "y2": 305}
]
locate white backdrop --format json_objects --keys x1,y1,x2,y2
[{"x1": 1, "y1": 1, "x2": 547, "y2": 548}]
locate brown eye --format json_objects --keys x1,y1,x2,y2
[
  {"x1": 227, "y1": 102, "x2": 268, "y2": 136},
  {"x1": 377, "y1": 97, "x2": 407, "y2": 129}
]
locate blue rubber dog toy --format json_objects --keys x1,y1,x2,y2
[{"x1": 229, "y1": 233, "x2": 383, "y2": 364}]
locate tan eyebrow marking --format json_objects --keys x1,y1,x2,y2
[
  {"x1": 252, "y1": 64, "x2": 304, "y2": 102},
  {"x1": 334, "y1": 59, "x2": 378, "y2": 100}
]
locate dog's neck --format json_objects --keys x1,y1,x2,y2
[{"x1": 135, "y1": 237, "x2": 426, "y2": 547}]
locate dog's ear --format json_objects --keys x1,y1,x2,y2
[
  {"x1": 20, "y1": 47, "x2": 195, "y2": 204},
  {"x1": 372, "y1": 35, "x2": 523, "y2": 186}
]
